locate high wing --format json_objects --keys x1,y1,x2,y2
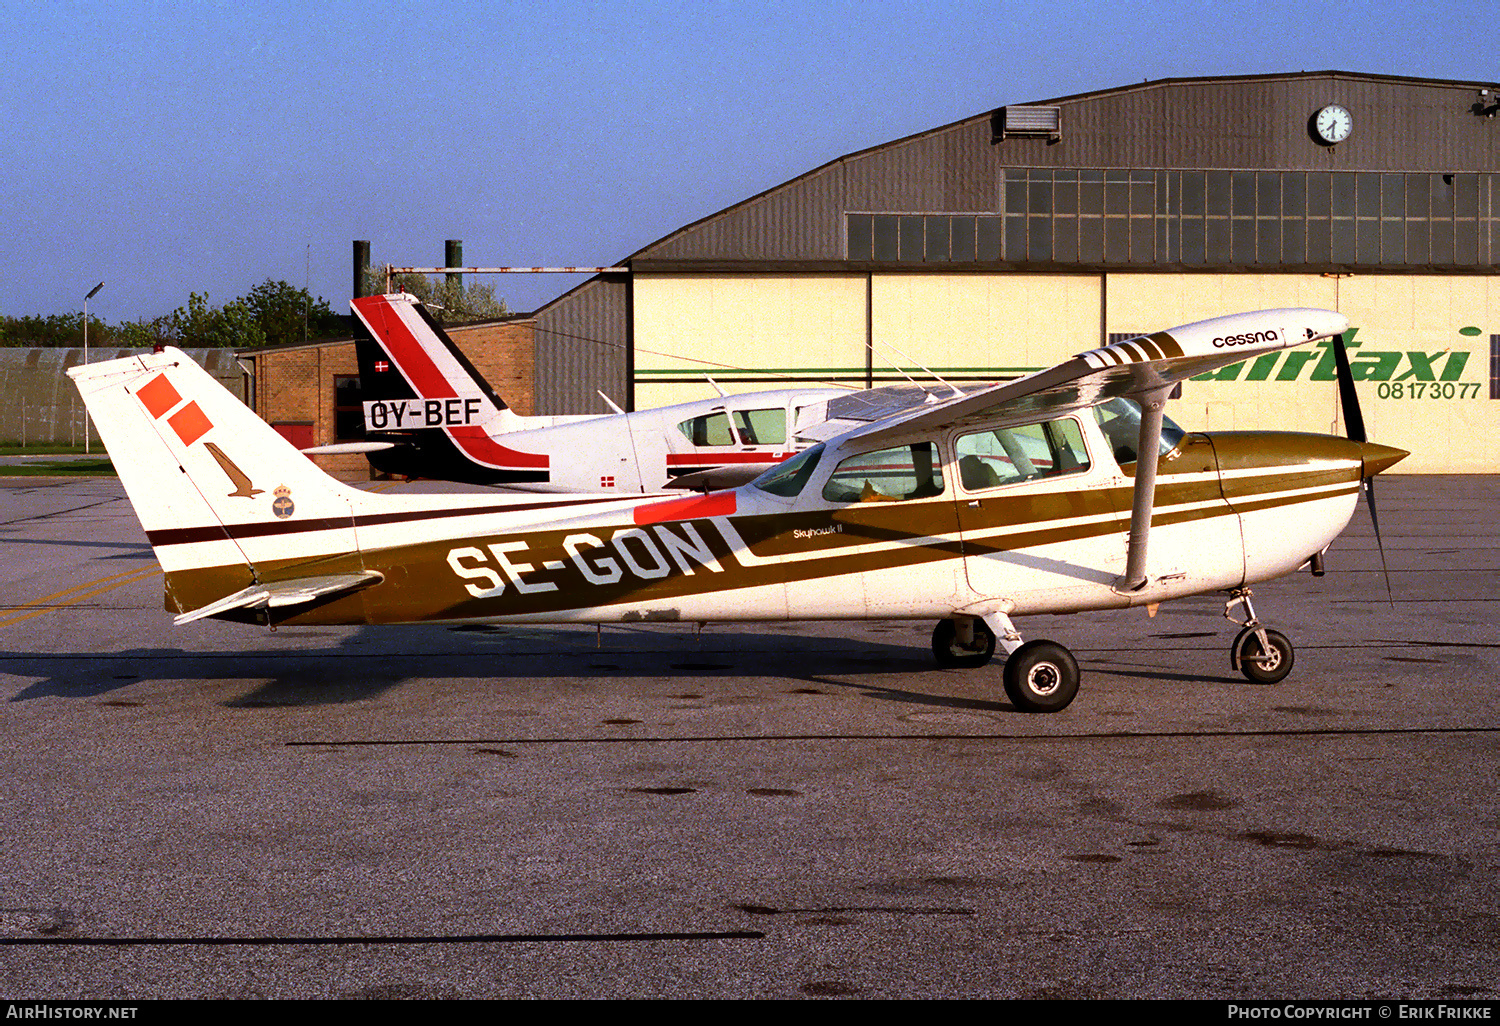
[
  {"x1": 805, "y1": 309, "x2": 1349, "y2": 448},
  {"x1": 809, "y1": 308, "x2": 1350, "y2": 592}
]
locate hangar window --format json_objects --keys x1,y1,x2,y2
[
  {"x1": 333, "y1": 375, "x2": 364, "y2": 441},
  {"x1": 987, "y1": 168, "x2": 1499, "y2": 270},
  {"x1": 1491, "y1": 335, "x2": 1500, "y2": 402},
  {"x1": 846, "y1": 212, "x2": 1003, "y2": 262}
]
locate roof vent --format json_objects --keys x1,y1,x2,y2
[{"x1": 994, "y1": 105, "x2": 1061, "y2": 142}]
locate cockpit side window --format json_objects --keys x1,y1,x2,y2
[
  {"x1": 752, "y1": 444, "x2": 824, "y2": 497},
  {"x1": 677, "y1": 411, "x2": 737, "y2": 447},
  {"x1": 956, "y1": 417, "x2": 1090, "y2": 491},
  {"x1": 821, "y1": 442, "x2": 945, "y2": 503},
  {"x1": 731, "y1": 408, "x2": 786, "y2": 446},
  {"x1": 1092, "y1": 398, "x2": 1185, "y2": 466}
]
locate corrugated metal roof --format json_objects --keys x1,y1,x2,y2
[{"x1": 529, "y1": 69, "x2": 1500, "y2": 288}]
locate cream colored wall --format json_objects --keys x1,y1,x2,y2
[
  {"x1": 1108, "y1": 274, "x2": 1498, "y2": 473},
  {"x1": 871, "y1": 274, "x2": 1101, "y2": 375},
  {"x1": 633, "y1": 272, "x2": 1105, "y2": 409},
  {"x1": 632, "y1": 275, "x2": 867, "y2": 409},
  {"x1": 633, "y1": 271, "x2": 1496, "y2": 472}
]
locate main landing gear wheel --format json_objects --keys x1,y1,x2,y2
[
  {"x1": 1002, "y1": 640, "x2": 1080, "y2": 713},
  {"x1": 931, "y1": 618, "x2": 997, "y2": 668},
  {"x1": 1232, "y1": 627, "x2": 1295, "y2": 685}
]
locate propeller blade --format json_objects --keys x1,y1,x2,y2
[
  {"x1": 1364, "y1": 476, "x2": 1395, "y2": 608},
  {"x1": 1331, "y1": 332, "x2": 1367, "y2": 443}
]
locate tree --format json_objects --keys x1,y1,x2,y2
[
  {"x1": 363, "y1": 267, "x2": 511, "y2": 324},
  {"x1": 0, "y1": 279, "x2": 348, "y2": 348},
  {"x1": 240, "y1": 279, "x2": 345, "y2": 348},
  {"x1": 0, "y1": 311, "x2": 115, "y2": 348},
  {"x1": 116, "y1": 315, "x2": 176, "y2": 349},
  {"x1": 171, "y1": 292, "x2": 265, "y2": 349}
]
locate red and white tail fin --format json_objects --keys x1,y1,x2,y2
[
  {"x1": 351, "y1": 292, "x2": 523, "y2": 434},
  {"x1": 68, "y1": 348, "x2": 371, "y2": 613}
]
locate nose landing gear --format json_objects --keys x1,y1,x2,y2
[{"x1": 1226, "y1": 588, "x2": 1295, "y2": 685}]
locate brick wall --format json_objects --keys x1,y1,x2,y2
[
  {"x1": 455, "y1": 319, "x2": 537, "y2": 415},
  {"x1": 248, "y1": 317, "x2": 537, "y2": 480}
]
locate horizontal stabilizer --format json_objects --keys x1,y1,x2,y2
[
  {"x1": 300, "y1": 441, "x2": 398, "y2": 455},
  {"x1": 173, "y1": 571, "x2": 384, "y2": 626},
  {"x1": 664, "y1": 463, "x2": 779, "y2": 491}
]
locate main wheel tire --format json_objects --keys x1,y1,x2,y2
[
  {"x1": 1233, "y1": 626, "x2": 1294, "y2": 684},
  {"x1": 931, "y1": 618, "x2": 996, "y2": 668},
  {"x1": 1002, "y1": 640, "x2": 1079, "y2": 713}
]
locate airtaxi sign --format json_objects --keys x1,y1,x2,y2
[{"x1": 1193, "y1": 328, "x2": 1477, "y2": 399}]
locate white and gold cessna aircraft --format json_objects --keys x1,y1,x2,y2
[{"x1": 67, "y1": 308, "x2": 1405, "y2": 712}]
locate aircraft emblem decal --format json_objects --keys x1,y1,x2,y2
[
  {"x1": 271, "y1": 485, "x2": 295, "y2": 519},
  {"x1": 203, "y1": 442, "x2": 264, "y2": 498}
]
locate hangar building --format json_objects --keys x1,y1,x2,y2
[
  {"x1": 524, "y1": 69, "x2": 1499, "y2": 474},
  {"x1": 256, "y1": 70, "x2": 1500, "y2": 474}
]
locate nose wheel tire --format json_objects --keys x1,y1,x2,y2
[
  {"x1": 932, "y1": 618, "x2": 997, "y2": 668},
  {"x1": 1002, "y1": 639, "x2": 1080, "y2": 713},
  {"x1": 1232, "y1": 626, "x2": 1294, "y2": 685}
]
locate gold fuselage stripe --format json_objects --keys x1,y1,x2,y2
[{"x1": 160, "y1": 447, "x2": 1363, "y2": 626}]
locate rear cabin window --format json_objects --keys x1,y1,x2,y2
[
  {"x1": 731, "y1": 408, "x2": 786, "y2": 445},
  {"x1": 956, "y1": 418, "x2": 1090, "y2": 491},
  {"x1": 822, "y1": 442, "x2": 945, "y2": 503},
  {"x1": 677, "y1": 411, "x2": 736, "y2": 446}
]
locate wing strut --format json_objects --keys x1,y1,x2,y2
[{"x1": 1119, "y1": 387, "x2": 1171, "y2": 593}]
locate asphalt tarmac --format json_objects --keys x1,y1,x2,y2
[{"x1": 1, "y1": 475, "x2": 1497, "y2": 1000}]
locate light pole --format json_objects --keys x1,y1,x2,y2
[{"x1": 83, "y1": 281, "x2": 103, "y2": 453}]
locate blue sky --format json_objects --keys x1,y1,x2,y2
[{"x1": 1, "y1": 0, "x2": 1487, "y2": 322}]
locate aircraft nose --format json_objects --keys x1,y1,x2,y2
[{"x1": 1359, "y1": 441, "x2": 1408, "y2": 478}]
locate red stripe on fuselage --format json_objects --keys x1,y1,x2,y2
[
  {"x1": 632, "y1": 490, "x2": 737, "y2": 525},
  {"x1": 665, "y1": 452, "x2": 793, "y2": 466},
  {"x1": 448, "y1": 425, "x2": 550, "y2": 469}
]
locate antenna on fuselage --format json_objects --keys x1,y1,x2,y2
[{"x1": 872, "y1": 340, "x2": 965, "y2": 399}]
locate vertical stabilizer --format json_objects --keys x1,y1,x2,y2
[
  {"x1": 68, "y1": 349, "x2": 363, "y2": 611},
  {"x1": 351, "y1": 292, "x2": 522, "y2": 433}
]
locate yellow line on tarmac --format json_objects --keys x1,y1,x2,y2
[{"x1": 0, "y1": 565, "x2": 163, "y2": 628}]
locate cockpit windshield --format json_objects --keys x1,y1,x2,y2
[
  {"x1": 751, "y1": 444, "x2": 824, "y2": 497},
  {"x1": 1092, "y1": 398, "x2": 1186, "y2": 466}
]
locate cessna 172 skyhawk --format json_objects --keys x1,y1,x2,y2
[
  {"x1": 341, "y1": 291, "x2": 850, "y2": 491},
  {"x1": 67, "y1": 308, "x2": 1405, "y2": 712}
]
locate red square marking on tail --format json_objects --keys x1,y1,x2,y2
[
  {"x1": 168, "y1": 402, "x2": 213, "y2": 446},
  {"x1": 136, "y1": 374, "x2": 182, "y2": 419}
]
